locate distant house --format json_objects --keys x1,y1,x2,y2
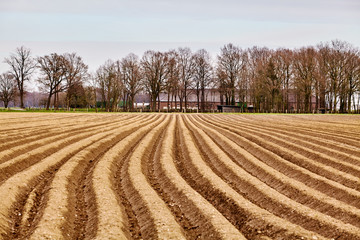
[
  {"x1": 133, "y1": 94, "x2": 151, "y2": 109},
  {"x1": 286, "y1": 90, "x2": 317, "y2": 112},
  {"x1": 217, "y1": 105, "x2": 243, "y2": 113},
  {"x1": 155, "y1": 89, "x2": 222, "y2": 111},
  {"x1": 143, "y1": 88, "x2": 320, "y2": 113}
]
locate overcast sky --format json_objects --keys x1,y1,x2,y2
[{"x1": 1, "y1": 0, "x2": 359, "y2": 74}]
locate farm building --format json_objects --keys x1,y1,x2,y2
[
  {"x1": 151, "y1": 89, "x2": 319, "y2": 113},
  {"x1": 155, "y1": 89, "x2": 222, "y2": 111},
  {"x1": 217, "y1": 105, "x2": 243, "y2": 113}
]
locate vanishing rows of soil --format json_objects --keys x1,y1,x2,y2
[{"x1": 0, "y1": 112, "x2": 359, "y2": 239}]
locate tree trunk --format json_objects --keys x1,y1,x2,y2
[
  {"x1": 46, "y1": 92, "x2": 52, "y2": 110},
  {"x1": 167, "y1": 92, "x2": 170, "y2": 112},
  {"x1": 20, "y1": 90, "x2": 24, "y2": 108},
  {"x1": 151, "y1": 94, "x2": 157, "y2": 112},
  {"x1": 53, "y1": 91, "x2": 57, "y2": 110},
  {"x1": 348, "y1": 88, "x2": 352, "y2": 113},
  {"x1": 196, "y1": 91, "x2": 200, "y2": 111},
  {"x1": 20, "y1": 80, "x2": 25, "y2": 108},
  {"x1": 56, "y1": 91, "x2": 60, "y2": 110},
  {"x1": 179, "y1": 94, "x2": 183, "y2": 112},
  {"x1": 286, "y1": 79, "x2": 289, "y2": 112},
  {"x1": 184, "y1": 87, "x2": 188, "y2": 111},
  {"x1": 174, "y1": 92, "x2": 177, "y2": 112},
  {"x1": 231, "y1": 88, "x2": 235, "y2": 105},
  {"x1": 67, "y1": 91, "x2": 72, "y2": 110},
  {"x1": 94, "y1": 88, "x2": 97, "y2": 112},
  {"x1": 201, "y1": 87, "x2": 205, "y2": 112}
]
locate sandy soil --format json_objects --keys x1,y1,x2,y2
[{"x1": 0, "y1": 112, "x2": 359, "y2": 239}]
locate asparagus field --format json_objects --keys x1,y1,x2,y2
[{"x1": 0, "y1": 113, "x2": 360, "y2": 240}]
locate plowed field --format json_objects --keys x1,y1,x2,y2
[{"x1": 0, "y1": 113, "x2": 359, "y2": 240}]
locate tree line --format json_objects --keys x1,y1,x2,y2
[{"x1": 1, "y1": 40, "x2": 359, "y2": 113}]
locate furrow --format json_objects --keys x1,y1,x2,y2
[
  {"x1": 0, "y1": 113, "x2": 77, "y2": 124},
  {"x1": 197, "y1": 115, "x2": 360, "y2": 209},
  {"x1": 0, "y1": 114, "x2": 83, "y2": 133},
  {"x1": 91, "y1": 114, "x2": 163, "y2": 240},
  {"x1": 221, "y1": 115, "x2": 360, "y2": 159},
  {"x1": 209, "y1": 116, "x2": 360, "y2": 190},
  {"x1": 27, "y1": 115, "x2": 149, "y2": 239},
  {"x1": 192, "y1": 115, "x2": 360, "y2": 227},
  {"x1": 0, "y1": 114, "x2": 138, "y2": 163},
  {"x1": 177, "y1": 115, "x2": 326, "y2": 240},
  {"x1": 0, "y1": 120, "x2": 132, "y2": 238},
  {"x1": 230, "y1": 115, "x2": 360, "y2": 146},
  {"x1": 212, "y1": 116, "x2": 360, "y2": 178},
  {"x1": 150, "y1": 116, "x2": 245, "y2": 239},
  {"x1": 11, "y1": 132, "x2": 111, "y2": 239},
  {"x1": 120, "y1": 115, "x2": 186, "y2": 240},
  {"x1": 0, "y1": 115, "x2": 136, "y2": 152},
  {"x1": 0, "y1": 116, "x2": 146, "y2": 181},
  {"x1": 187, "y1": 115, "x2": 360, "y2": 239}
]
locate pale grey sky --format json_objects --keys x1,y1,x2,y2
[{"x1": 1, "y1": 0, "x2": 359, "y2": 74}]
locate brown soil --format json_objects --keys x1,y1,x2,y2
[{"x1": 0, "y1": 113, "x2": 359, "y2": 239}]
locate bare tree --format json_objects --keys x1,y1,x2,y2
[
  {"x1": 177, "y1": 47, "x2": 194, "y2": 111},
  {"x1": 272, "y1": 49, "x2": 293, "y2": 112},
  {"x1": 96, "y1": 60, "x2": 122, "y2": 112},
  {"x1": 317, "y1": 43, "x2": 334, "y2": 112},
  {"x1": 215, "y1": 68, "x2": 227, "y2": 105},
  {"x1": 193, "y1": 49, "x2": 213, "y2": 112},
  {"x1": 293, "y1": 47, "x2": 317, "y2": 113},
  {"x1": 37, "y1": 53, "x2": 67, "y2": 110},
  {"x1": 66, "y1": 81, "x2": 87, "y2": 108},
  {"x1": 121, "y1": 53, "x2": 143, "y2": 111},
  {"x1": 345, "y1": 48, "x2": 360, "y2": 112},
  {"x1": 4, "y1": 46, "x2": 37, "y2": 108},
  {"x1": 141, "y1": 51, "x2": 168, "y2": 111},
  {"x1": 84, "y1": 85, "x2": 94, "y2": 110},
  {"x1": 88, "y1": 72, "x2": 99, "y2": 112},
  {"x1": 217, "y1": 43, "x2": 246, "y2": 105},
  {"x1": 63, "y1": 53, "x2": 88, "y2": 110},
  {"x1": 165, "y1": 50, "x2": 180, "y2": 111},
  {"x1": 259, "y1": 52, "x2": 287, "y2": 112},
  {"x1": 320, "y1": 40, "x2": 349, "y2": 112},
  {"x1": 264, "y1": 56, "x2": 278, "y2": 111},
  {"x1": 247, "y1": 46, "x2": 272, "y2": 112},
  {"x1": 5, "y1": 40, "x2": 357, "y2": 113},
  {"x1": 97, "y1": 66, "x2": 107, "y2": 110},
  {"x1": 0, "y1": 73, "x2": 17, "y2": 108}
]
